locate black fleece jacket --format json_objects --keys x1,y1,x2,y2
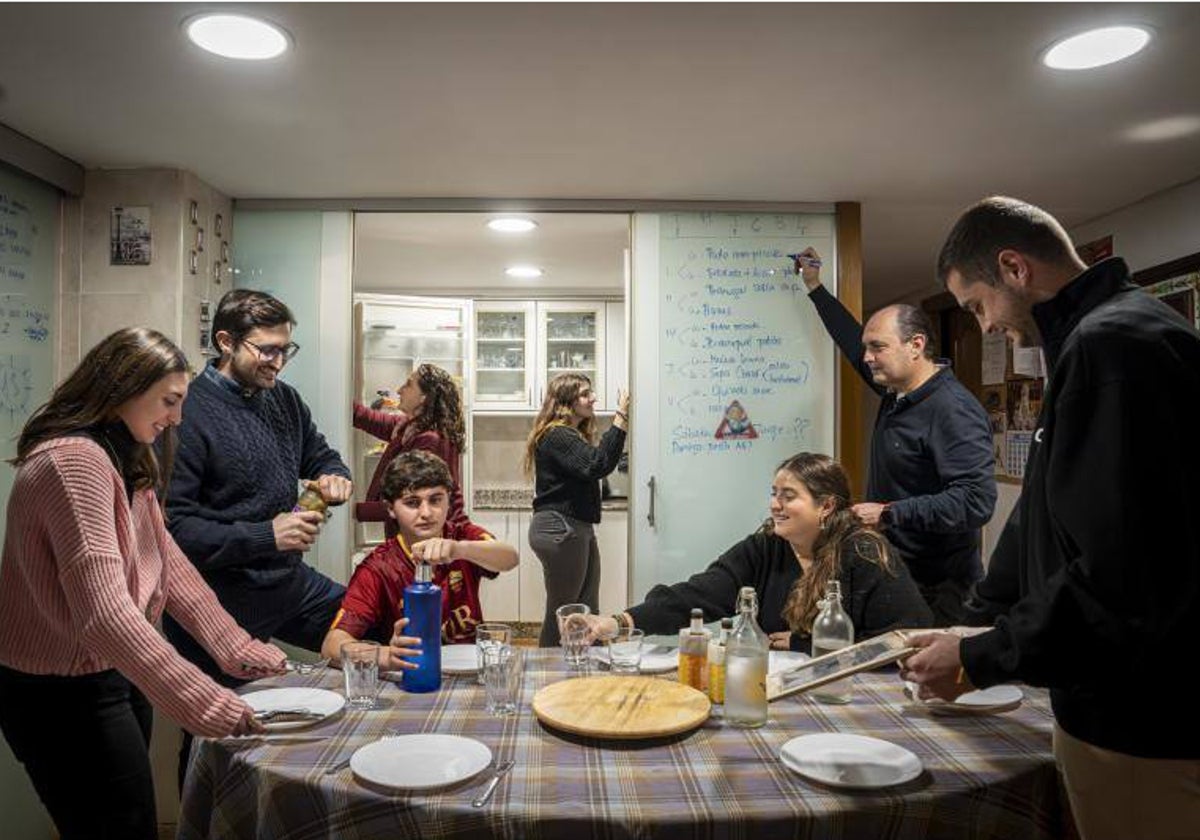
[
  {"x1": 961, "y1": 258, "x2": 1200, "y2": 759},
  {"x1": 627, "y1": 531, "x2": 932, "y2": 652}
]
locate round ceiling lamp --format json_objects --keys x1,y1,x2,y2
[
  {"x1": 1043, "y1": 26, "x2": 1151, "y2": 70},
  {"x1": 186, "y1": 14, "x2": 290, "y2": 60}
]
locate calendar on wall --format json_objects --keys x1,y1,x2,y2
[{"x1": 1005, "y1": 431, "x2": 1032, "y2": 479}]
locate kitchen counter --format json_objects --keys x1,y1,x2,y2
[{"x1": 473, "y1": 487, "x2": 628, "y2": 512}]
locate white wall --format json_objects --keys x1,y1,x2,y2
[{"x1": 1071, "y1": 176, "x2": 1200, "y2": 273}]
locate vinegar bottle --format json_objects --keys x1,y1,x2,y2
[
  {"x1": 677, "y1": 608, "x2": 710, "y2": 691},
  {"x1": 707, "y1": 617, "x2": 733, "y2": 704}
]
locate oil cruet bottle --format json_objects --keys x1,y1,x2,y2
[
  {"x1": 724, "y1": 586, "x2": 769, "y2": 727},
  {"x1": 401, "y1": 560, "x2": 442, "y2": 693},
  {"x1": 707, "y1": 617, "x2": 734, "y2": 704},
  {"x1": 677, "y1": 608, "x2": 711, "y2": 691},
  {"x1": 811, "y1": 579, "x2": 854, "y2": 704}
]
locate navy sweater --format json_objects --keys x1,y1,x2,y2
[
  {"x1": 808, "y1": 286, "x2": 996, "y2": 587},
  {"x1": 166, "y1": 363, "x2": 350, "y2": 585}
]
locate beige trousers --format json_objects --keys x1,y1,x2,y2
[{"x1": 1053, "y1": 723, "x2": 1200, "y2": 840}]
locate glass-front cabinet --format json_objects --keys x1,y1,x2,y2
[
  {"x1": 471, "y1": 300, "x2": 610, "y2": 412},
  {"x1": 539, "y1": 303, "x2": 606, "y2": 408},
  {"x1": 472, "y1": 302, "x2": 536, "y2": 410}
]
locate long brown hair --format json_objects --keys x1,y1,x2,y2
[
  {"x1": 770, "y1": 453, "x2": 895, "y2": 635},
  {"x1": 13, "y1": 327, "x2": 189, "y2": 493},
  {"x1": 409, "y1": 363, "x2": 466, "y2": 450},
  {"x1": 522, "y1": 373, "x2": 595, "y2": 475}
]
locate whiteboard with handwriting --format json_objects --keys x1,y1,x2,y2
[
  {"x1": 631, "y1": 211, "x2": 839, "y2": 597},
  {"x1": 0, "y1": 166, "x2": 58, "y2": 506}
]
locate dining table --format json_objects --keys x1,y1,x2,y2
[{"x1": 177, "y1": 647, "x2": 1068, "y2": 840}]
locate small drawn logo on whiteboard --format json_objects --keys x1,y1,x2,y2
[{"x1": 715, "y1": 400, "x2": 758, "y2": 440}]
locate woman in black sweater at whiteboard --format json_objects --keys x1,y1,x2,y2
[{"x1": 524, "y1": 374, "x2": 630, "y2": 646}]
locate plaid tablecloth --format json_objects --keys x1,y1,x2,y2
[{"x1": 178, "y1": 649, "x2": 1064, "y2": 840}]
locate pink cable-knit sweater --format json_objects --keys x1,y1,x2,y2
[{"x1": 0, "y1": 437, "x2": 282, "y2": 737}]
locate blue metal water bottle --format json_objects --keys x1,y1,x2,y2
[{"x1": 401, "y1": 560, "x2": 442, "y2": 693}]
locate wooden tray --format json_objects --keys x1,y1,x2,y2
[
  {"x1": 532, "y1": 675, "x2": 711, "y2": 739},
  {"x1": 766, "y1": 630, "x2": 917, "y2": 702}
]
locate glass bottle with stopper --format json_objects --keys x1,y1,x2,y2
[{"x1": 811, "y1": 579, "x2": 854, "y2": 704}]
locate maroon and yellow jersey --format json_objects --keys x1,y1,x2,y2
[{"x1": 332, "y1": 520, "x2": 496, "y2": 645}]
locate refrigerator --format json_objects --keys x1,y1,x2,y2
[{"x1": 353, "y1": 293, "x2": 472, "y2": 548}]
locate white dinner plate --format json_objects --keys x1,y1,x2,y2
[
  {"x1": 769, "y1": 650, "x2": 810, "y2": 674},
  {"x1": 351, "y1": 734, "x2": 492, "y2": 790},
  {"x1": 929, "y1": 684, "x2": 1024, "y2": 715},
  {"x1": 780, "y1": 733, "x2": 923, "y2": 789},
  {"x1": 242, "y1": 687, "x2": 345, "y2": 731},
  {"x1": 442, "y1": 645, "x2": 479, "y2": 675},
  {"x1": 905, "y1": 681, "x2": 1024, "y2": 715}
]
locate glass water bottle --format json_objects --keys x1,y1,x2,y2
[
  {"x1": 724, "y1": 586, "x2": 769, "y2": 727},
  {"x1": 811, "y1": 579, "x2": 854, "y2": 704}
]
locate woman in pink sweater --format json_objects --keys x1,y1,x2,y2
[
  {"x1": 0, "y1": 327, "x2": 287, "y2": 840},
  {"x1": 354, "y1": 363, "x2": 467, "y2": 538}
]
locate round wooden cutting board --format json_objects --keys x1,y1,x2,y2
[{"x1": 532, "y1": 675, "x2": 711, "y2": 739}]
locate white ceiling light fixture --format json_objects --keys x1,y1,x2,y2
[
  {"x1": 487, "y1": 218, "x2": 538, "y2": 233},
  {"x1": 505, "y1": 265, "x2": 543, "y2": 279},
  {"x1": 1043, "y1": 25, "x2": 1151, "y2": 70},
  {"x1": 186, "y1": 14, "x2": 290, "y2": 60}
]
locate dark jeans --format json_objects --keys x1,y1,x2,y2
[
  {"x1": 0, "y1": 665, "x2": 156, "y2": 840},
  {"x1": 917, "y1": 577, "x2": 973, "y2": 627},
  {"x1": 164, "y1": 561, "x2": 345, "y2": 790},
  {"x1": 528, "y1": 510, "x2": 600, "y2": 647}
]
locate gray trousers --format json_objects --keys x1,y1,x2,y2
[{"x1": 528, "y1": 510, "x2": 600, "y2": 647}]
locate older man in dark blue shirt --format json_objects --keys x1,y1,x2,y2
[{"x1": 795, "y1": 248, "x2": 996, "y2": 625}]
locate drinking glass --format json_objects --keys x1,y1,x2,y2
[
  {"x1": 341, "y1": 640, "x2": 380, "y2": 710},
  {"x1": 606, "y1": 628, "x2": 645, "y2": 674},
  {"x1": 482, "y1": 644, "x2": 520, "y2": 716},
  {"x1": 476, "y1": 622, "x2": 512, "y2": 685},
  {"x1": 555, "y1": 603, "x2": 591, "y2": 669}
]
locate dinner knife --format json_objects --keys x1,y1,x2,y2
[{"x1": 471, "y1": 760, "x2": 515, "y2": 807}]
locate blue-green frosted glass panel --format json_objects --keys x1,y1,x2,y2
[{"x1": 230, "y1": 210, "x2": 322, "y2": 405}]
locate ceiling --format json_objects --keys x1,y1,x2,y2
[
  {"x1": 354, "y1": 212, "x2": 629, "y2": 295},
  {"x1": 2, "y1": 3, "x2": 1199, "y2": 307}
]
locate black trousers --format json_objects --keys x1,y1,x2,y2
[{"x1": 0, "y1": 664, "x2": 156, "y2": 840}]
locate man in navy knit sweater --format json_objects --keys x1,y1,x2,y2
[{"x1": 165, "y1": 289, "x2": 352, "y2": 784}]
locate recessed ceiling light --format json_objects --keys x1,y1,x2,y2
[
  {"x1": 505, "y1": 265, "x2": 543, "y2": 279},
  {"x1": 1043, "y1": 26, "x2": 1151, "y2": 70},
  {"x1": 487, "y1": 218, "x2": 538, "y2": 233},
  {"x1": 1124, "y1": 115, "x2": 1200, "y2": 143},
  {"x1": 186, "y1": 14, "x2": 290, "y2": 60}
]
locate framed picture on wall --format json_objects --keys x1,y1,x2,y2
[
  {"x1": 1134, "y1": 251, "x2": 1200, "y2": 330},
  {"x1": 110, "y1": 206, "x2": 151, "y2": 265}
]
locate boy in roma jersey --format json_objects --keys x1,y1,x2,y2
[{"x1": 321, "y1": 450, "x2": 518, "y2": 670}]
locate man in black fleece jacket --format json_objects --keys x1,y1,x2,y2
[
  {"x1": 795, "y1": 249, "x2": 996, "y2": 625},
  {"x1": 904, "y1": 197, "x2": 1200, "y2": 840}
]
